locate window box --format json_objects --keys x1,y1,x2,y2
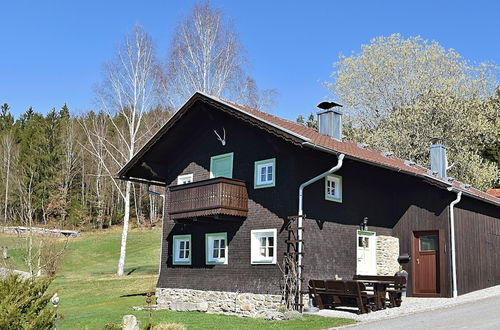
[
  {"x1": 251, "y1": 229, "x2": 277, "y2": 264},
  {"x1": 172, "y1": 235, "x2": 191, "y2": 265},
  {"x1": 325, "y1": 174, "x2": 342, "y2": 203},
  {"x1": 254, "y1": 158, "x2": 276, "y2": 189},
  {"x1": 206, "y1": 232, "x2": 228, "y2": 264}
]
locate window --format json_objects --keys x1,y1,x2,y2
[
  {"x1": 325, "y1": 174, "x2": 342, "y2": 202},
  {"x1": 251, "y1": 229, "x2": 277, "y2": 264},
  {"x1": 420, "y1": 235, "x2": 438, "y2": 251},
  {"x1": 172, "y1": 235, "x2": 191, "y2": 265},
  {"x1": 206, "y1": 233, "x2": 228, "y2": 264},
  {"x1": 210, "y1": 153, "x2": 234, "y2": 178},
  {"x1": 177, "y1": 173, "x2": 193, "y2": 185},
  {"x1": 254, "y1": 158, "x2": 276, "y2": 189}
]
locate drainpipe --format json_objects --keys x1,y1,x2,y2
[
  {"x1": 147, "y1": 184, "x2": 166, "y2": 275},
  {"x1": 447, "y1": 187, "x2": 462, "y2": 298},
  {"x1": 297, "y1": 153, "x2": 345, "y2": 300}
]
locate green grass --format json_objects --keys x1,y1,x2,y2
[{"x1": 0, "y1": 227, "x2": 355, "y2": 329}]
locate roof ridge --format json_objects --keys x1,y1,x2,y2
[
  {"x1": 219, "y1": 97, "x2": 312, "y2": 128},
  {"x1": 215, "y1": 95, "x2": 498, "y2": 206}
]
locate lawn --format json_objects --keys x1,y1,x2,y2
[{"x1": 0, "y1": 227, "x2": 355, "y2": 329}]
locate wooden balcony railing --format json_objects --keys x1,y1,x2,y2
[{"x1": 168, "y1": 177, "x2": 248, "y2": 220}]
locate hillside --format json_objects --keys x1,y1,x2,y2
[{"x1": 0, "y1": 227, "x2": 353, "y2": 329}]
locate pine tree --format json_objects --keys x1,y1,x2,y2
[
  {"x1": 0, "y1": 275, "x2": 55, "y2": 329},
  {"x1": 0, "y1": 104, "x2": 14, "y2": 132}
]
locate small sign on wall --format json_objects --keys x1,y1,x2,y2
[{"x1": 356, "y1": 230, "x2": 377, "y2": 275}]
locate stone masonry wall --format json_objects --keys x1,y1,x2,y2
[
  {"x1": 156, "y1": 288, "x2": 283, "y2": 318},
  {"x1": 376, "y1": 235, "x2": 400, "y2": 275}
]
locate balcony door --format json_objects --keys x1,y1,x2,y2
[{"x1": 210, "y1": 153, "x2": 233, "y2": 179}]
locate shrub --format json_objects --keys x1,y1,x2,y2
[
  {"x1": 151, "y1": 323, "x2": 187, "y2": 330},
  {"x1": 0, "y1": 275, "x2": 55, "y2": 329},
  {"x1": 103, "y1": 323, "x2": 122, "y2": 330},
  {"x1": 282, "y1": 310, "x2": 303, "y2": 320}
]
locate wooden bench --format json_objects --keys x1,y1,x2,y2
[
  {"x1": 352, "y1": 275, "x2": 406, "y2": 308},
  {"x1": 309, "y1": 279, "x2": 375, "y2": 314}
]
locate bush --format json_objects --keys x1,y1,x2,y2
[
  {"x1": 0, "y1": 275, "x2": 55, "y2": 329},
  {"x1": 282, "y1": 310, "x2": 303, "y2": 320},
  {"x1": 39, "y1": 239, "x2": 66, "y2": 277},
  {"x1": 103, "y1": 323, "x2": 122, "y2": 330}
]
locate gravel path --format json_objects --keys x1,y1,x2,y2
[
  {"x1": 345, "y1": 295, "x2": 500, "y2": 329},
  {"x1": 305, "y1": 283, "x2": 500, "y2": 323}
]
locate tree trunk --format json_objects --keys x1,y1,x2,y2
[
  {"x1": 132, "y1": 183, "x2": 140, "y2": 226},
  {"x1": 3, "y1": 153, "x2": 10, "y2": 223},
  {"x1": 116, "y1": 180, "x2": 131, "y2": 276},
  {"x1": 149, "y1": 194, "x2": 155, "y2": 227}
]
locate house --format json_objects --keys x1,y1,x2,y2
[{"x1": 118, "y1": 92, "x2": 500, "y2": 314}]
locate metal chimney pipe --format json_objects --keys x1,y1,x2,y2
[{"x1": 430, "y1": 144, "x2": 448, "y2": 179}]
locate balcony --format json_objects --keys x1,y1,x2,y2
[{"x1": 168, "y1": 177, "x2": 248, "y2": 221}]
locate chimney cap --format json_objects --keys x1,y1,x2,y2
[
  {"x1": 317, "y1": 101, "x2": 343, "y2": 110},
  {"x1": 317, "y1": 108, "x2": 343, "y2": 116}
]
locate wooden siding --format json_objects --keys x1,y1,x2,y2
[
  {"x1": 303, "y1": 222, "x2": 392, "y2": 281},
  {"x1": 392, "y1": 184, "x2": 452, "y2": 297},
  {"x1": 152, "y1": 100, "x2": 500, "y2": 297},
  {"x1": 169, "y1": 177, "x2": 248, "y2": 220},
  {"x1": 455, "y1": 198, "x2": 500, "y2": 295}
]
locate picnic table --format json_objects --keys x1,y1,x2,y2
[
  {"x1": 351, "y1": 279, "x2": 392, "y2": 310},
  {"x1": 352, "y1": 275, "x2": 407, "y2": 308},
  {"x1": 309, "y1": 276, "x2": 407, "y2": 313},
  {"x1": 309, "y1": 279, "x2": 376, "y2": 314}
]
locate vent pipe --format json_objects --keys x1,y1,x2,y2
[
  {"x1": 317, "y1": 101, "x2": 343, "y2": 141},
  {"x1": 430, "y1": 143, "x2": 448, "y2": 179}
]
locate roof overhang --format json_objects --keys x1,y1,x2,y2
[{"x1": 118, "y1": 92, "x2": 500, "y2": 208}]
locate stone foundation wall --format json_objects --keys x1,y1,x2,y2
[
  {"x1": 376, "y1": 235, "x2": 400, "y2": 275},
  {"x1": 156, "y1": 288, "x2": 283, "y2": 318}
]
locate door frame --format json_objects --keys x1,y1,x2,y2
[
  {"x1": 356, "y1": 230, "x2": 377, "y2": 275},
  {"x1": 411, "y1": 230, "x2": 446, "y2": 297}
]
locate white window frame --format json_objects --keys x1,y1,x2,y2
[
  {"x1": 254, "y1": 158, "x2": 276, "y2": 189},
  {"x1": 325, "y1": 174, "x2": 342, "y2": 203},
  {"x1": 251, "y1": 229, "x2": 277, "y2": 264},
  {"x1": 177, "y1": 173, "x2": 193, "y2": 185},
  {"x1": 205, "y1": 232, "x2": 228, "y2": 265},
  {"x1": 172, "y1": 235, "x2": 191, "y2": 265}
]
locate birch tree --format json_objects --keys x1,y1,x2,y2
[
  {"x1": 165, "y1": 1, "x2": 277, "y2": 110},
  {"x1": 1, "y1": 133, "x2": 17, "y2": 223},
  {"x1": 85, "y1": 25, "x2": 163, "y2": 276}
]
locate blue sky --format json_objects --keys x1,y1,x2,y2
[{"x1": 1, "y1": 0, "x2": 499, "y2": 121}]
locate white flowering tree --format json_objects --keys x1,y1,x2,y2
[{"x1": 328, "y1": 34, "x2": 499, "y2": 189}]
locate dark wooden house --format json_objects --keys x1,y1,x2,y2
[{"x1": 118, "y1": 92, "x2": 500, "y2": 309}]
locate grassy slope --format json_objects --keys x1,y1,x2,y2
[{"x1": 0, "y1": 228, "x2": 354, "y2": 329}]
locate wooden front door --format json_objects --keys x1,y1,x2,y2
[{"x1": 412, "y1": 231, "x2": 441, "y2": 296}]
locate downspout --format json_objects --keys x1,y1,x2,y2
[
  {"x1": 297, "y1": 153, "x2": 345, "y2": 300},
  {"x1": 147, "y1": 184, "x2": 166, "y2": 275},
  {"x1": 447, "y1": 187, "x2": 462, "y2": 298}
]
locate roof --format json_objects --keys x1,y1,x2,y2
[
  {"x1": 487, "y1": 189, "x2": 500, "y2": 198},
  {"x1": 119, "y1": 92, "x2": 500, "y2": 207}
]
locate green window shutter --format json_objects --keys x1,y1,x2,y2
[{"x1": 210, "y1": 153, "x2": 234, "y2": 178}]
